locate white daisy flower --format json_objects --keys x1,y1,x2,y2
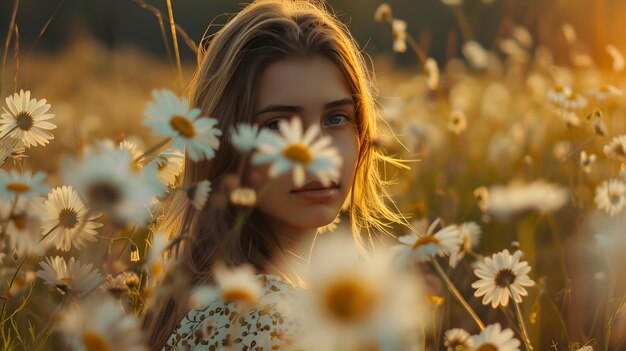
[
  {"x1": 63, "y1": 142, "x2": 161, "y2": 225},
  {"x1": 391, "y1": 218, "x2": 462, "y2": 266},
  {"x1": 580, "y1": 151, "x2": 596, "y2": 174},
  {"x1": 444, "y1": 328, "x2": 473, "y2": 351},
  {"x1": 144, "y1": 89, "x2": 222, "y2": 162},
  {"x1": 547, "y1": 85, "x2": 571, "y2": 105},
  {"x1": 229, "y1": 123, "x2": 261, "y2": 154},
  {"x1": 480, "y1": 180, "x2": 568, "y2": 219},
  {"x1": 588, "y1": 85, "x2": 622, "y2": 101},
  {"x1": 189, "y1": 263, "x2": 263, "y2": 310},
  {"x1": 186, "y1": 180, "x2": 211, "y2": 210},
  {"x1": 392, "y1": 19, "x2": 407, "y2": 53},
  {"x1": 0, "y1": 169, "x2": 49, "y2": 201},
  {"x1": 471, "y1": 249, "x2": 535, "y2": 308},
  {"x1": 251, "y1": 117, "x2": 342, "y2": 188},
  {"x1": 594, "y1": 178, "x2": 626, "y2": 216},
  {"x1": 0, "y1": 89, "x2": 56, "y2": 147},
  {"x1": 36, "y1": 256, "x2": 104, "y2": 295},
  {"x1": 448, "y1": 110, "x2": 468, "y2": 135},
  {"x1": 57, "y1": 294, "x2": 147, "y2": 351},
  {"x1": 470, "y1": 323, "x2": 521, "y2": 351},
  {"x1": 449, "y1": 221, "x2": 481, "y2": 268},
  {"x1": 0, "y1": 137, "x2": 26, "y2": 167},
  {"x1": 150, "y1": 149, "x2": 184, "y2": 187},
  {"x1": 559, "y1": 91, "x2": 587, "y2": 110},
  {"x1": 295, "y1": 234, "x2": 427, "y2": 351},
  {"x1": 2, "y1": 197, "x2": 49, "y2": 256},
  {"x1": 40, "y1": 186, "x2": 103, "y2": 252},
  {"x1": 603, "y1": 135, "x2": 626, "y2": 161}
]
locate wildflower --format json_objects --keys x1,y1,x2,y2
[
  {"x1": 449, "y1": 222, "x2": 481, "y2": 268},
  {"x1": 36, "y1": 256, "x2": 104, "y2": 295},
  {"x1": 603, "y1": 135, "x2": 626, "y2": 160},
  {"x1": 479, "y1": 180, "x2": 568, "y2": 219},
  {"x1": 424, "y1": 57, "x2": 439, "y2": 90},
  {"x1": 392, "y1": 19, "x2": 407, "y2": 53},
  {"x1": 150, "y1": 149, "x2": 184, "y2": 187},
  {"x1": 186, "y1": 180, "x2": 211, "y2": 210},
  {"x1": 462, "y1": 41, "x2": 488, "y2": 69},
  {"x1": 0, "y1": 89, "x2": 56, "y2": 147},
  {"x1": 580, "y1": 151, "x2": 596, "y2": 174},
  {"x1": 145, "y1": 231, "x2": 171, "y2": 280},
  {"x1": 0, "y1": 169, "x2": 49, "y2": 201},
  {"x1": 606, "y1": 44, "x2": 625, "y2": 73},
  {"x1": 229, "y1": 187, "x2": 257, "y2": 206},
  {"x1": 229, "y1": 122, "x2": 261, "y2": 154},
  {"x1": 104, "y1": 273, "x2": 130, "y2": 298},
  {"x1": 547, "y1": 85, "x2": 571, "y2": 105},
  {"x1": 391, "y1": 218, "x2": 462, "y2": 266},
  {"x1": 190, "y1": 263, "x2": 263, "y2": 310},
  {"x1": 588, "y1": 85, "x2": 622, "y2": 101},
  {"x1": 374, "y1": 3, "x2": 392, "y2": 23},
  {"x1": 130, "y1": 243, "x2": 140, "y2": 262},
  {"x1": 296, "y1": 234, "x2": 427, "y2": 351},
  {"x1": 594, "y1": 178, "x2": 626, "y2": 216},
  {"x1": 40, "y1": 186, "x2": 102, "y2": 252},
  {"x1": 472, "y1": 249, "x2": 535, "y2": 308},
  {"x1": 56, "y1": 295, "x2": 147, "y2": 351},
  {"x1": 252, "y1": 117, "x2": 342, "y2": 188},
  {"x1": 444, "y1": 328, "x2": 473, "y2": 351},
  {"x1": 62, "y1": 142, "x2": 161, "y2": 225},
  {"x1": 559, "y1": 91, "x2": 587, "y2": 110},
  {"x1": 144, "y1": 89, "x2": 222, "y2": 162},
  {"x1": 448, "y1": 110, "x2": 468, "y2": 135},
  {"x1": 470, "y1": 323, "x2": 521, "y2": 351},
  {"x1": 2, "y1": 197, "x2": 49, "y2": 256}
]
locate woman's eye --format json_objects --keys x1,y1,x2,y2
[
  {"x1": 263, "y1": 119, "x2": 282, "y2": 131},
  {"x1": 325, "y1": 114, "x2": 349, "y2": 126}
]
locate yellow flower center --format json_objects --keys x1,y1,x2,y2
[
  {"x1": 599, "y1": 85, "x2": 610, "y2": 93},
  {"x1": 15, "y1": 111, "x2": 34, "y2": 131},
  {"x1": 6, "y1": 182, "x2": 30, "y2": 193},
  {"x1": 82, "y1": 332, "x2": 111, "y2": 351},
  {"x1": 283, "y1": 144, "x2": 312, "y2": 164},
  {"x1": 412, "y1": 235, "x2": 440, "y2": 250},
  {"x1": 476, "y1": 343, "x2": 498, "y2": 351},
  {"x1": 323, "y1": 277, "x2": 376, "y2": 322},
  {"x1": 170, "y1": 115, "x2": 195, "y2": 138},
  {"x1": 222, "y1": 288, "x2": 258, "y2": 304}
]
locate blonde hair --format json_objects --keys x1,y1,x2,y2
[{"x1": 142, "y1": 0, "x2": 410, "y2": 348}]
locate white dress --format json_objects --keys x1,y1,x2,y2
[{"x1": 162, "y1": 274, "x2": 304, "y2": 351}]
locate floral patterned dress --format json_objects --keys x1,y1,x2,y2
[{"x1": 162, "y1": 274, "x2": 304, "y2": 351}]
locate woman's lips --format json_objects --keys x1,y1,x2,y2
[{"x1": 290, "y1": 180, "x2": 339, "y2": 201}]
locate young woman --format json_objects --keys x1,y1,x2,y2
[{"x1": 142, "y1": 0, "x2": 409, "y2": 349}]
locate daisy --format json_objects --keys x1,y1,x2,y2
[
  {"x1": 603, "y1": 135, "x2": 626, "y2": 161},
  {"x1": 2, "y1": 197, "x2": 49, "y2": 256},
  {"x1": 62, "y1": 142, "x2": 161, "y2": 225},
  {"x1": 0, "y1": 89, "x2": 56, "y2": 147},
  {"x1": 480, "y1": 180, "x2": 568, "y2": 219},
  {"x1": 594, "y1": 178, "x2": 626, "y2": 216},
  {"x1": 186, "y1": 180, "x2": 211, "y2": 210},
  {"x1": 559, "y1": 91, "x2": 587, "y2": 110},
  {"x1": 580, "y1": 151, "x2": 596, "y2": 174},
  {"x1": 36, "y1": 256, "x2": 104, "y2": 295},
  {"x1": 252, "y1": 117, "x2": 342, "y2": 188},
  {"x1": 229, "y1": 122, "x2": 261, "y2": 154},
  {"x1": 470, "y1": 323, "x2": 521, "y2": 351},
  {"x1": 40, "y1": 186, "x2": 102, "y2": 252},
  {"x1": 295, "y1": 234, "x2": 427, "y2": 351},
  {"x1": 144, "y1": 89, "x2": 222, "y2": 162},
  {"x1": 56, "y1": 294, "x2": 147, "y2": 351},
  {"x1": 424, "y1": 57, "x2": 440, "y2": 90},
  {"x1": 0, "y1": 169, "x2": 49, "y2": 201},
  {"x1": 448, "y1": 110, "x2": 468, "y2": 135},
  {"x1": 150, "y1": 149, "x2": 184, "y2": 187},
  {"x1": 0, "y1": 137, "x2": 25, "y2": 167},
  {"x1": 547, "y1": 85, "x2": 571, "y2": 105},
  {"x1": 588, "y1": 85, "x2": 622, "y2": 101},
  {"x1": 392, "y1": 19, "x2": 407, "y2": 53},
  {"x1": 391, "y1": 218, "x2": 462, "y2": 266},
  {"x1": 374, "y1": 3, "x2": 392, "y2": 23},
  {"x1": 449, "y1": 221, "x2": 481, "y2": 268},
  {"x1": 189, "y1": 262, "x2": 263, "y2": 310},
  {"x1": 471, "y1": 249, "x2": 535, "y2": 308},
  {"x1": 444, "y1": 328, "x2": 473, "y2": 351}
]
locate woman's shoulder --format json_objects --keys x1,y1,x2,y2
[{"x1": 163, "y1": 274, "x2": 304, "y2": 351}]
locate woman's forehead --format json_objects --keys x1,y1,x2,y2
[{"x1": 254, "y1": 56, "x2": 353, "y2": 114}]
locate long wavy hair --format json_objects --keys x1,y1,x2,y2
[{"x1": 142, "y1": 0, "x2": 410, "y2": 349}]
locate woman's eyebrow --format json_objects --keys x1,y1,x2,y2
[{"x1": 254, "y1": 97, "x2": 354, "y2": 116}]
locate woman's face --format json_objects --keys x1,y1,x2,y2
[{"x1": 245, "y1": 55, "x2": 360, "y2": 235}]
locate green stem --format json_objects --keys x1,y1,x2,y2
[
  {"x1": 134, "y1": 137, "x2": 171, "y2": 163},
  {"x1": 510, "y1": 287, "x2": 533, "y2": 350},
  {"x1": 432, "y1": 259, "x2": 485, "y2": 330}
]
